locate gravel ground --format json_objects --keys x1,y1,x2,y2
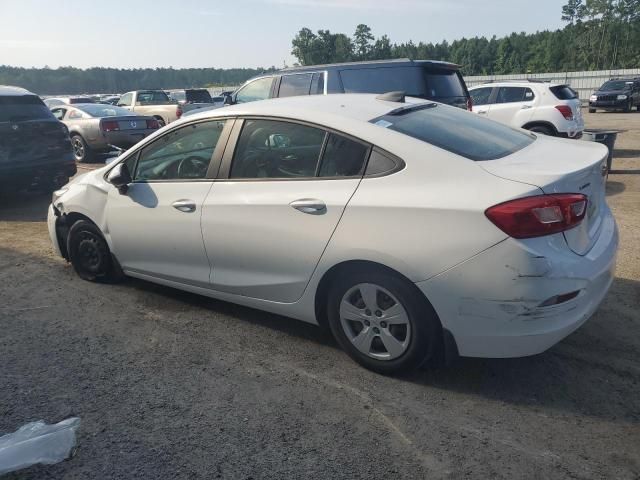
[{"x1": 1, "y1": 111, "x2": 639, "y2": 479}]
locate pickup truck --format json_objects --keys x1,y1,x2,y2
[{"x1": 116, "y1": 90, "x2": 182, "y2": 126}]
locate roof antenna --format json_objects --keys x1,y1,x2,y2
[{"x1": 376, "y1": 91, "x2": 406, "y2": 103}]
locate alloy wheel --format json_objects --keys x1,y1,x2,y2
[
  {"x1": 72, "y1": 137, "x2": 85, "y2": 161},
  {"x1": 339, "y1": 283, "x2": 411, "y2": 360}
]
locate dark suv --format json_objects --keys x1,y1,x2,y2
[
  {"x1": 226, "y1": 59, "x2": 472, "y2": 110},
  {"x1": 589, "y1": 77, "x2": 640, "y2": 113},
  {"x1": 0, "y1": 86, "x2": 76, "y2": 193}
]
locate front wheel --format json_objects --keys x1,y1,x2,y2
[
  {"x1": 624, "y1": 99, "x2": 633, "y2": 113},
  {"x1": 67, "y1": 220, "x2": 123, "y2": 282},
  {"x1": 327, "y1": 269, "x2": 441, "y2": 374}
]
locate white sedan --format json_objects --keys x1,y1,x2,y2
[{"x1": 48, "y1": 93, "x2": 618, "y2": 374}]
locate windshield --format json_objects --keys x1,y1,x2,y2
[
  {"x1": 76, "y1": 104, "x2": 134, "y2": 117},
  {"x1": 340, "y1": 66, "x2": 466, "y2": 99},
  {"x1": 371, "y1": 103, "x2": 534, "y2": 161},
  {"x1": 0, "y1": 95, "x2": 55, "y2": 122},
  {"x1": 601, "y1": 80, "x2": 631, "y2": 90}
]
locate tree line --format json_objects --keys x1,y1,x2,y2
[
  {"x1": 0, "y1": 66, "x2": 275, "y2": 95},
  {"x1": 291, "y1": 0, "x2": 640, "y2": 74}
]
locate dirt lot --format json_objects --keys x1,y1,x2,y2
[{"x1": 1, "y1": 111, "x2": 639, "y2": 479}]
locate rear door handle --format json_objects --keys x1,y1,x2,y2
[
  {"x1": 172, "y1": 199, "x2": 196, "y2": 213},
  {"x1": 290, "y1": 199, "x2": 326, "y2": 215},
  {"x1": 477, "y1": 110, "x2": 488, "y2": 114}
]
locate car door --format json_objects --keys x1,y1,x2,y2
[
  {"x1": 105, "y1": 119, "x2": 233, "y2": 286},
  {"x1": 201, "y1": 118, "x2": 371, "y2": 303},
  {"x1": 487, "y1": 87, "x2": 535, "y2": 127},
  {"x1": 469, "y1": 87, "x2": 494, "y2": 117}
]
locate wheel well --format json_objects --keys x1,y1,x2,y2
[
  {"x1": 55, "y1": 211, "x2": 98, "y2": 259},
  {"x1": 153, "y1": 115, "x2": 166, "y2": 123},
  {"x1": 314, "y1": 260, "x2": 455, "y2": 364},
  {"x1": 521, "y1": 121, "x2": 558, "y2": 135}
]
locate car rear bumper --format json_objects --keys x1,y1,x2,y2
[
  {"x1": 89, "y1": 130, "x2": 156, "y2": 151},
  {"x1": 416, "y1": 208, "x2": 618, "y2": 358},
  {"x1": 0, "y1": 156, "x2": 77, "y2": 189}
]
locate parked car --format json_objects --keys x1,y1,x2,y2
[
  {"x1": 50, "y1": 104, "x2": 160, "y2": 163},
  {"x1": 99, "y1": 95, "x2": 120, "y2": 105},
  {"x1": 589, "y1": 77, "x2": 640, "y2": 113},
  {"x1": 0, "y1": 86, "x2": 76, "y2": 193},
  {"x1": 116, "y1": 90, "x2": 182, "y2": 126},
  {"x1": 44, "y1": 96, "x2": 96, "y2": 108},
  {"x1": 225, "y1": 59, "x2": 471, "y2": 110},
  {"x1": 167, "y1": 88, "x2": 223, "y2": 115},
  {"x1": 48, "y1": 93, "x2": 617, "y2": 374},
  {"x1": 468, "y1": 81, "x2": 584, "y2": 138}
]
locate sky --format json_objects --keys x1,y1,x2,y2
[{"x1": 0, "y1": 0, "x2": 566, "y2": 69}]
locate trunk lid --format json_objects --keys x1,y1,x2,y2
[{"x1": 480, "y1": 136, "x2": 609, "y2": 255}]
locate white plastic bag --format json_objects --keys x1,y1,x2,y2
[{"x1": 0, "y1": 417, "x2": 80, "y2": 475}]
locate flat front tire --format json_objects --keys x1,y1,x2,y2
[
  {"x1": 327, "y1": 269, "x2": 440, "y2": 374},
  {"x1": 67, "y1": 220, "x2": 123, "y2": 283}
]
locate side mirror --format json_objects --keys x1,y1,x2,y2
[
  {"x1": 107, "y1": 163, "x2": 132, "y2": 194},
  {"x1": 223, "y1": 95, "x2": 234, "y2": 105}
]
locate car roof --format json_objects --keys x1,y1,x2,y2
[
  {"x1": 0, "y1": 85, "x2": 35, "y2": 96},
  {"x1": 469, "y1": 81, "x2": 565, "y2": 89},
  {"x1": 279, "y1": 58, "x2": 460, "y2": 72}
]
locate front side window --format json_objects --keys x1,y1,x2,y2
[
  {"x1": 318, "y1": 133, "x2": 369, "y2": 177},
  {"x1": 278, "y1": 74, "x2": 313, "y2": 98},
  {"x1": 495, "y1": 87, "x2": 534, "y2": 104},
  {"x1": 235, "y1": 77, "x2": 274, "y2": 104},
  {"x1": 136, "y1": 91, "x2": 170, "y2": 104},
  {"x1": 311, "y1": 72, "x2": 325, "y2": 95},
  {"x1": 470, "y1": 87, "x2": 493, "y2": 106},
  {"x1": 132, "y1": 120, "x2": 226, "y2": 181},
  {"x1": 230, "y1": 119, "x2": 325, "y2": 179},
  {"x1": 371, "y1": 103, "x2": 534, "y2": 161}
]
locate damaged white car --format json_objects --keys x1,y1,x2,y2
[{"x1": 48, "y1": 93, "x2": 618, "y2": 374}]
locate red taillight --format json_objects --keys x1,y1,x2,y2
[
  {"x1": 146, "y1": 119, "x2": 159, "y2": 129},
  {"x1": 466, "y1": 97, "x2": 473, "y2": 111},
  {"x1": 555, "y1": 105, "x2": 573, "y2": 120},
  {"x1": 176, "y1": 106, "x2": 183, "y2": 118},
  {"x1": 101, "y1": 120, "x2": 119, "y2": 132},
  {"x1": 485, "y1": 194, "x2": 588, "y2": 239}
]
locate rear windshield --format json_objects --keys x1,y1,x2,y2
[
  {"x1": 371, "y1": 103, "x2": 534, "y2": 161},
  {"x1": 185, "y1": 90, "x2": 213, "y2": 103},
  {"x1": 340, "y1": 66, "x2": 466, "y2": 99},
  {"x1": 76, "y1": 104, "x2": 133, "y2": 117},
  {"x1": 137, "y1": 91, "x2": 171, "y2": 104},
  {"x1": 0, "y1": 95, "x2": 55, "y2": 122},
  {"x1": 550, "y1": 85, "x2": 578, "y2": 100}
]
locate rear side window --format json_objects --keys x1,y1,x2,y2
[
  {"x1": 371, "y1": 104, "x2": 534, "y2": 161},
  {"x1": 318, "y1": 134, "x2": 369, "y2": 177},
  {"x1": 550, "y1": 85, "x2": 578, "y2": 100},
  {"x1": 495, "y1": 87, "x2": 534, "y2": 104},
  {"x1": 0, "y1": 95, "x2": 55, "y2": 122},
  {"x1": 340, "y1": 66, "x2": 465, "y2": 100},
  {"x1": 278, "y1": 74, "x2": 313, "y2": 98}
]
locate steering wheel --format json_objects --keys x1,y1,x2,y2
[{"x1": 177, "y1": 156, "x2": 208, "y2": 179}]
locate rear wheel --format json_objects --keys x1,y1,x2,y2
[
  {"x1": 70, "y1": 134, "x2": 93, "y2": 163},
  {"x1": 528, "y1": 125, "x2": 554, "y2": 136},
  {"x1": 327, "y1": 269, "x2": 440, "y2": 374},
  {"x1": 67, "y1": 220, "x2": 123, "y2": 283},
  {"x1": 155, "y1": 116, "x2": 166, "y2": 128}
]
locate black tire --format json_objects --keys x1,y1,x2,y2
[
  {"x1": 527, "y1": 125, "x2": 554, "y2": 136},
  {"x1": 589, "y1": 108, "x2": 596, "y2": 113},
  {"x1": 155, "y1": 117, "x2": 166, "y2": 128},
  {"x1": 327, "y1": 268, "x2": 441, "y2": 375},
  {"x1": 70, "y1": 134, "x2": 94, "y2": 163},
  {"x1": 624, "y1": 99, "x2": 632, "y2": 113},
  {"x1": 67, "y1": 220, "x2": 124, "y2": 283}
]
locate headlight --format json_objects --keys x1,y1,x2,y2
[
  {"x1": 617, "y1": 94, "x2": 628, "y2": 100},
  {"x1": 590, "y1": 95, "x2": 597, "y2": 102}
]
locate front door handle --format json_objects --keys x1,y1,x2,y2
[
  {"x1": 290, "y1": 199, "x2": 326, "y2": 215},
  {"x1": 172, "y1": 199, "x2": 196, "y2": 213},
  {"x1": 521, "y1": 105, "x2": 532, "y2": 110},
  {"x1": 477, "y1": 110, "x2": 488, "y2": 115}
]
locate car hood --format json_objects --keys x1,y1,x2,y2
[{"x1": 594, "y1": 89, "x2": 630, "y2": 95}]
